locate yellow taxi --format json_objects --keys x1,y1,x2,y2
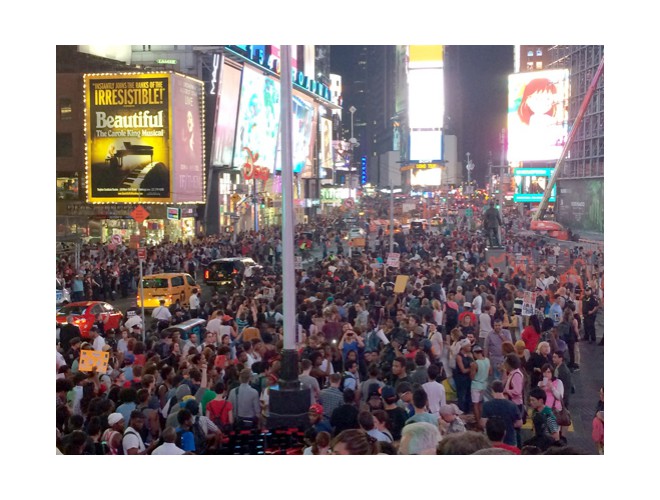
[{"x1": 137, "y1": 273, "x2": 198, "y2": 309}]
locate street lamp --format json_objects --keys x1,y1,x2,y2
[
  {"x1": 348, "y1": 106, "x2": 359, "y2": 201},
  {"x1": 465, "y1": 153, "x2": 475, "y2": 230}
]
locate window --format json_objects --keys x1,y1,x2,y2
[
  {"x1": 536, "y1": 61, "x2": 543, "y2": 69},
  {"x1": 526, "y1": 61, "x2": 534, "y2": 71},
  {"x1": 171, "y1": 276, "x2": 184, "y2": 287},
  {"x1": 56, "y1": 133, "x2": 73, "y2": 157},
  {"x1": 527, "y1": 50, "x2": 534, "y2": 57},
  {"x1": 536, "y1": 49, "x2": 543, "y2": 56},
  {"x1": 59, "y1": 98, "x2": 72, "y2": 120},
  {"x1": 186, "y1": 275, "x2": 196, "y2": 286}
]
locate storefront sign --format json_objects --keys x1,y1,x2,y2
[
  {"x1": 225, "y1": 45, "x2": 332, "y2": 102},
  {"x1": 167, "y1": 207, "x2": 181, "y2": 220}
]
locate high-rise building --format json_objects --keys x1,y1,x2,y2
[{"x1": 547, "y1": 45, "x2": 604, "y2": 233}]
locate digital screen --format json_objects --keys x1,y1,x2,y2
[
  {"x1": 408, "y1": 67, "x2": 444, "y2": 162},
  {"x1": 411, "y1": 166, "x2": 442, "y2": 186},
  {"x1": 319, "y1": 117, "x2": 333, "y2": 178},
  {"x1": 233, "y1": 67, "x2": 281, "y2": 173},
  {"x1": 508, "y1": 69, "x2": 570, "y2": 162},
  {"x1": 513, "y1": 167, "x2": 556, "y2": 202},
  {"x1": 278, "y1": 91, "x2": 316, "y2": 177},
  {"x1": 211, "y1": 62, "x2": 241, "y2": 167}
]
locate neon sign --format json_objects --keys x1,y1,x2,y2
[
  {"x1": 225, "y1": 45, "x2": 332, "y2": 102},
  {"x1": 242, "y1": 147, "x2": 270, "y2": 182}
]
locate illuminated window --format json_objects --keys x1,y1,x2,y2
[
  {"x1": 527, "y1": 50, "x2": 534, "y2": 57},
  {"x1": 59, "y1": 98, "x2": 72, "y2": 120},
  {"x1": 526, "y1": 61, "x2": 534, "y2": 71},
  {"x1": 536, "y1": 49, "x2": 543, "y2": 56},
  {"x1": 536, "y1": 61, "x2": 543, "y2": 69}
]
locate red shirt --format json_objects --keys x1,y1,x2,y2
[
  {"x1": 493, "y1": 442, "x2": 521, "y2": 454},
  {"x1": 521, "y1": 326, "x2": 540, "y2": 352}
]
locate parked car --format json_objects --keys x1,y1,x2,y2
[{"x1": 56, "y1": 301, "x2": 123, "y2": 338}]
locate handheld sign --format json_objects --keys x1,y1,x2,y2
[
  {"x1": 79, "y1": 349, "x2": 110, "y2": 373},
  {"x1": 393, "y1": 275, "x2": 409, "y2": 294}
]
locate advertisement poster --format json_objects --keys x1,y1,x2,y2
[
  {"x1": 513, "y1": 167, "x2": 556, "y2": 203},
  {"x1": 507, "y1": 69, "x2": 569, "y2": 163},
  {"x1": 233, "y1": 67, "x2": 281, "y2": 173},
  {"x1": 171, "y1": 74, "x2": 205, "y2": 203},
  {"x1": 319, "y1": 117, "x2": 333, "y2": 179},
  {"x1": 288, "y1": 93, "x2": 316, "y2": 178},
  {"x1": 211, "y1": 62, "x2": 241, "y2": 167},
  {"x1": 85, "y1": 73, "x2": 172, "y2": 203},
  {"x1": 556, "y1": 178, "x2": 604, "y2": 232}
]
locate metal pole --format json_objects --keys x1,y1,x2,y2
[
  {"x1": 499, "y1": 128, "x2": 506, "y2": 210},
  {"x1": 389, "y1": 184, "x2": 394, "y2": 254},
  {"x1": 253, "y1": 177, "x2": 259, "y2": 232},
  {"x1": 280, "y1": 45, "x2": 298, "y2": 374},
  {"x1": 139, "y1": 257, "x2": 145, "y2": 342}
]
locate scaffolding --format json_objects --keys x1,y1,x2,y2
[{"x1": 547, "y1": 45, "x2": 605, "y2": 180}]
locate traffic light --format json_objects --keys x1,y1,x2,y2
[{"x1": 260, "y1": 198, "x2": 266, "y2": 209}]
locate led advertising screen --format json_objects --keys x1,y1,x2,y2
[
  {"x1": 280, "y1": 91, "x2": 316, "y2": 177},
  {"x1": 408, "y1": 67, "x2": 444, "y2": 161},
  {"x1": 508, "y1": 69, "x2": 569, "y2": 162},
  {"x1": 171, "y1": 74, "x2": 205, "y2": 203},
  {"x1": 211, "y1": 62, "x2": 242, "y2": 167},
  {"x1": 233, "y1": 67, "x2": 281, "y2": 173},
  {"x1": 410, "y1": 165, "x2": 442, "y2": 186},
  {"x1": 85, "y1": 73, "x2": 172, "y2": 203},
  {"x1": 319, "y1": 117, "x2": 333, "y2": 179},
  {"x1": 513, "y1": 167, "x2": 556, "y2": 202}
]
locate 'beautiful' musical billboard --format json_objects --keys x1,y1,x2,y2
[{"x1": 85, "y1": 73, "x2": 172, "y2": 203}]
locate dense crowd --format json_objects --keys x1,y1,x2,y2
[{"x1": 55, "y1": 208, "x2": 604, "y2": 455}]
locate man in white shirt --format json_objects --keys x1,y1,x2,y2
[
  {"x1": 151, "y1": 427, "x2": 186, "y2": 455},
  {"x1": 205, "y1": 310, "x2": 223, "y2": 336},
  {"x1": 152, "y1": 300, "x2": 172, "y2": 322},
  {"x1": 89, "y1": 326, "x2": 106, "y2": 352},
  {"x1": 123, "y1": 411, "x2": 158, "y2": 455},
  {"x1": 124, "y1": 312, "x2": 143, "y2": 331},
  {"x1": 189, "y1": 289, "x2": 201, "y2": 318},
  {"x1": 472, "y1": 285, "x2": 483, "y2": 315},
  {"x1": 422, "y1": 364, "x2": 447, "y2": 417}
]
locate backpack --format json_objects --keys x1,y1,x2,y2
[
  {"x1": 207, "y1": 400, "x2": 233, "y2": 433},
  {"x1": 265, "y1": 311, "x2": 278, "y2": 327},
  {"x1": 176, "y1": 416, "x2": 208, "y2": 454},
  {"x1": 339, "y1": 372, "x2": 356, "y2": 393}
]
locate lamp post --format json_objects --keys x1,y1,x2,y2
[
  {"x1": 466, "y1": 153, "x2": 474, "y2": 230},
  {"x1": 348, "y1": 106, "x2": 358, "y2": 202}
]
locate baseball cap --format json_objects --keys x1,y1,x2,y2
[
  {"x1": 463, "y1": 302, "x2": 472, "y2": 308},
  {"x1": 439, "y1": 403, "x2": 463, "y2": 416},
  {"x1": 458, "y1": 338, "x2": 471, "y2": 349},
  {"x1": 309, "y1": 403, "x2": 324, "y2": 415},
  {"x1": 380, "y1": 385, "x2": 397, "y2": 401},
  {"x1": 472, "y1": 345, "x2": 483, "y2": 352},
  {"x1": 108, "y1": 413, "x2": 124, "y2": 426}
]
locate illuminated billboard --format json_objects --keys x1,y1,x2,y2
[
  {"x1": 407, "y1": 45, "x2": 444, "y2": 162},
  {"x1": 85, "y1": 73, "x2": 171, "y2": 203},
  {"x1": 507, "y1": 69, "x2": 569, "y2": 162},
  {"x1": 410, "y1": 164, "x2": 442, "y2": 187},
  {"x1": 234, "y1": 67, "x2": 318, "y2": 175},
  {"x1": 84, "y1": 73, "x2": 205, "y2": 204},
  {"x1": 211, "y1": 61, "x2": 242, "y2": 167},
  {"x1": 319, "y1": 117, "x2": 333, "y2": 179},
  {"x1": 171, "y1": 74, "x2": 205, "y2": 203},
  {"x1": 513, "y1": 167, "x2": 556, "y2": 202},
  {"x1": 233, "y1": 67, "x2": 281, "y2": 173}
]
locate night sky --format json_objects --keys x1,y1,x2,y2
[{"x1": 330, "y1": 45, "x2": 513, "y2": 186}]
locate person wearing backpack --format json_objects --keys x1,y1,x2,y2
[{"x1": 205, "y1": 382, "x2": 234, "y2": 434}]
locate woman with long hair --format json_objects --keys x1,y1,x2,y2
[
  {"x1": 526, "y1": 341, "x2": 553, "y2": 389},
  {"x1": 330, "y1": 429, "x2": 380, "y2": 455}
]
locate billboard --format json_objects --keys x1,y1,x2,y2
[
  {"x1": 319, "y1": 117, "x2": 333, "y2": 179},
  {"x1": 407, "y1": 46, "x2": 444, "y2": 162},
  {"x1": 210, "y1": 61, "x2": 242, "y2": 167},
  {"x1": 84, "y1": 73, "x2": 205, "y2": 204},
  {"x1": 556, "y1": 178, "x2": 604, "y2": 232},
  {"x1": 507, "y1": 69, "x2": 570, "y2": 162},
  {"x1": 233, "y1": 67, "x2": 281, "y2": 173},
  {"x1": 410, "y1": 165, "x2": 442, "y2": 186},
  {"x1": 513, "y1": 167, "x2": 556, "y2": 202},
  {"x1": 171, "y1": 74, "x2": 205, "y2": 203},
  {"x1": 278, "y1": 91, "x2": 317, "y2": 177}
]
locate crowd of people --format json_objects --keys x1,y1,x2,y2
[{"x1": 55, "y1": 208, "x2": 604, "y2": 455}]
